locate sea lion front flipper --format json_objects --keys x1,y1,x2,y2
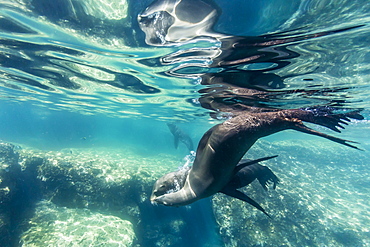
[
  {"x1": 220, "y1": 188, "x2": 271, "y2": 218},
  {"x1": 234, "y1": 155, "x2": 278, "y2": 174}
]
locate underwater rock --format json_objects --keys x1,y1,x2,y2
[
  {"x1": 0, "y1": 142, "x2": 19, "y2": 246},
  {"x1": 16, "y1": 147, "x2": 211, "y2": 246},
  {"x1": 22, "y1": 148, "x2": 179, "y2": 213},
  {"x1": 212, "y1": 140, "x2": 369, "y2": 247},
  {"x1": 0, "y1": 142, "x2": 42, "y2": 247},
  {"x1": 1, "y1": 142, "x2": 192, "y2": 246},
  {"x1": 0, "y1": 142, "x2": 19, "y2": 167},
  {"x1": 20, "y1": 200, "x2": 135, "y2": 246},
  {"x1": 2, "y1": 140, "x2": 368, "y2": 246}
]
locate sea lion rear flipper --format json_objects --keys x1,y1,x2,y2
[
  {"x1": 234, "y1": 155, "x2": 278, "y2": 174},
  {"x1": 174, "y1": 136, "x2": 179, "y2": 149},
  {"x1": 279, "y1": 107, "x2": 363, "y2": 149},
  {"x1": 299, "y1": 107, "x2": 364, "y2": 133},
  {"x1": 220, "y1": 188, "x2": 271, "y2": 218},
  {"x1": 257, "y1": 167, "x2": 280, "y2": 190},
  {"x1": 292, "y1": 121, "x2": 362, "y2": 150},
  {"x1": 184, "y1": 136, "x2": 194, "y2": 151}
]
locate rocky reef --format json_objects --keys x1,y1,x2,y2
[
  {"x1": 20, "y1": 200, "x2": 135, "y2": 246},
  {"x1": 0, "y1": 142, "x2": 220, "y2": 246},
  {"x1": 0, "y1": 142, "x2": 42, "y2": 246},
  {"x1": 0, "y1": 140, "x2": 369, "y2": 246},
  {"x1": 213, "y1": 140, "x2": 370, "y2": 247}
]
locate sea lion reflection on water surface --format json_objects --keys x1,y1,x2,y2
[{"x1": 151, "y1": 107, "x2": 363, "y2": 207}]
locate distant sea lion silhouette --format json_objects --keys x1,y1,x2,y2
[
  {"x1": 167, "y1": 123, "x2": 194, "y2": 151},
  {"x1": 151, "y1": 155, "x2": 279, "y2": 217},
  {"x1": 151, "y1": 107, "x2": 363, "y2": 206}
]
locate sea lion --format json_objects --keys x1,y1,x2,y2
[
  {"x1": 167, "y1": 123, "x2": 194, "y2": 151},
  {"x1": 151, "y1": 107, "x2": 363, "y2": 207},
  {"x1": 151, "y1": 155, "x2": 279, "y2": 217}
]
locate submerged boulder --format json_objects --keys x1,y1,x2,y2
[
  {"x1": 21, "y1": 147, "x2": 180, "y2": 217},
  {"x1": 0, "y1": 142, "x2": 19, "y2": 246},
  {"x1": 0, "y1": 143, "x2": 179, "y2": 246},
  {"x1": 3, "y1": 139, "x2": 367, "y2": 247},
  {"x1": 0, "y1": 142, "x2": 42, "y2": 247},
  {"x1": 9, "y1": 145, "x2": 214, "y2": 246},
  {"x1": 20, "y1": 200, "x2": 135, "y2": 246},
  {"x1": 212, "y1": 140, "x2": 369, "y2": 247}
]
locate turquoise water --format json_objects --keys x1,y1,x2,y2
[{"x1": 0, "y1": 0, "x2": 369, "y2": 246}]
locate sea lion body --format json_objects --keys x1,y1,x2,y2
[
  {"x1": 152, "y1": 107, "x2": 362, "y2": 206},
  {"x1": 157, "y1": 111, "x2": 289, "y2": 206},
  {"x1": 151, "y1": 156, "x2": 279, "y2": 215}
]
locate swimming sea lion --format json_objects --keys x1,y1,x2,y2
[
  {"x1": 167, "y1": 123, "x2": 194, "y2": 151},
  {"x1": 151, "y1": 155, "x2": 279, "y2": 216},
  {"x1": 151, "y1": 107, "x2": 363, "y2": 206}
]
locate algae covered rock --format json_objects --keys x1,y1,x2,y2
[
  {"x1": 16, "y1": 146, "x2": 200, "y2": 246},
  {"x1": 21, "y1": 147, "x2": 180, "y2": 214},
  {"x1": 0, "y1": 142, "x2": 19, "y2": 245},
  {"x1": 212, "y1": 140, "x2": 369, "y2": 247},
  {"x1": 20, "y1": 201, "x2": 135, "y2": 246},
  {"x1": 0, "y1": 142, "x2": 34, "y2": 246},
  {"x1": 0, "y1": 142, "x2": 19, "y2": 168},
  {"x1": 0, "y1": 142, "x2": 18, "y2": 205},
  {"x1": 2, "y1": 138, "x2": 369, "y2": 247}
]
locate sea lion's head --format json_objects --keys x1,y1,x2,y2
[
  {"x1": 150, "y1": 167, "x2": 190, "y2": 203},
  {"x1": 151, "y1": 186, "x2": 197, "y2": 207}
]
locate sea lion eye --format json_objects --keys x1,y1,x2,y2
[{"x1": 160, "y1": 185, "x2": 166, "y2": 188}]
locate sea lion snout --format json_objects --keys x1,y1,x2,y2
[
  {"x1": 150, "y1": 189, "x2": 160, "y2": 202},
  {"x1": 150, "y1": 198, "x2": 158, "y2": 206},
  {"x1": 150, "y1": 192, "x2": 156, "y2": 202},
  {"x1": 152, "y1": 195, "x2": 170, "y2": 206}
]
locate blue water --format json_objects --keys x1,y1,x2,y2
[{"x1": 0, "y1": 0, "x2": 369, "y2": 246}]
